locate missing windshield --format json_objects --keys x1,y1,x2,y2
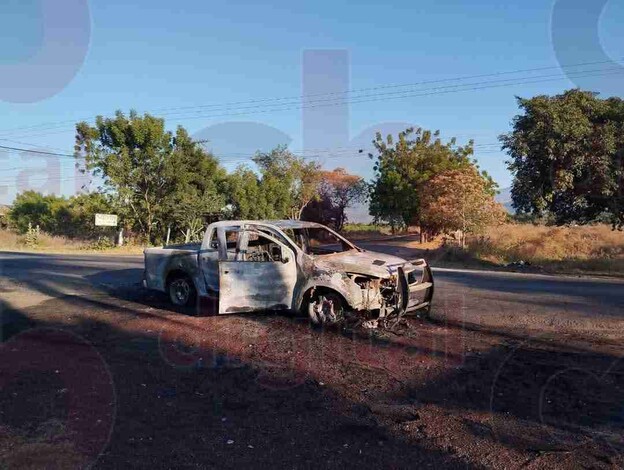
[{"x1": 285, "y1": 227, "x2": 354, "y2": 255}]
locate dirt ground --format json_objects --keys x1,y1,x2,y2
[
  {"x1": 0, "y1": 249, "x2": 623, "y2": 469},
  {"x1": 1, "y1": 295, "x2": 622, "y2": 468}
]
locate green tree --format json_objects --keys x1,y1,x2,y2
[
  {"x1": 8, "y1": 191, "x2": 76, "y2": 235},
  {"x1": 164, "y1": 130, "x2": 227, "y2": 241},
  {"x1": 9, "y1": 191, "x2": 61, "y2": 234},
  {"x1": 75, "y1": 111, "x2": 226, "y2": 242},
  {"x1": 9, "y1": 191, "x2": 114, "y2": 238},
  {"x1": 500, "y1": 89, "x2": 624, "y2": 228},
  {"x1": 251, "y1": 146, "x2": 321, "y2": 219},
  {"x1": 369, "y1": 128, "x2": 491, "y2": 234},
  {"x1": 226, "y1": 166, "x2": 267, "y2": 219},
  {"x1": 66, "y1": 192, "x2": 114, "y2": 238}
]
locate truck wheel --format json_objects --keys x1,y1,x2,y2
[
  {"x1": 307, "y1": 290, "x2": 344, "y2": 326},
  {"x1": 167, "y1": 274, "x2": 197, "y2": 312}
]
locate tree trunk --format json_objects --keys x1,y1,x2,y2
[
  {"x1": 146, "y1": 221, "x2": 152, "y2": 246},
  {"x1": 336, "y1": 206, "x2": 346, "y2": 232}
]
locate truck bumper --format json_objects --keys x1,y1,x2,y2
[{"x1": 398, "y1": 259, "x2": 434, "y2": 314}]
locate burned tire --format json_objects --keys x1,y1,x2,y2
[
  {"x1": 166, "y1": 273, "x2": 197, "y2": 313},
  {"x1": 306, "y1": 289, "x2": 344, "y2": 326}
]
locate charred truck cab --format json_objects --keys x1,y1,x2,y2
[{"x1": 144, "y1": 220, "x2": 434, "y2": 327}]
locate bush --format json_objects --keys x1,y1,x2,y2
[
  {"x1": 88, "y1": 236, "x2": 115, "y2": 251},
  {"x1": 23, "y1": 223, "x2": 41, "y2": 248},
  {"x1": 9, "y1": 191, "x2": 60, "y2": 234},
  {"x1": 9, "y1": 191, "x2": 113, "y2": 238}
]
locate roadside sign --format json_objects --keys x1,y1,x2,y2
[{"x1": 95, "y1": 214, "x2": 118, "y2": 227}]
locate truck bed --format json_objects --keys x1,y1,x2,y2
[{"x1": 143, "y1": 244, "x2": 201, "y2": 292}]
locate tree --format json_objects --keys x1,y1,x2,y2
[
  {"x1": 302, "y1": 168, "x2": 367, "y2": 230},
  {"x1": 500, "y1": 89, "x2": 624, "y2": 228},
  {"x1": 75, "y1": 111, "x2": 175, "y2": 242},
  {"x1": 321, "y1": 168, "x2": 367, "y2": 231},
  {"x1": 251, "y1": 146, "x2": 321, "y2": 219},
  {"x1": 369, "y1": 127, "x2": 492, "y2": 234},
  {"x1": 226, "y1": 166, "x2": 266, "y2": 219},
  {"x1": 419, "y1": 167, "x2": 506, "y2": 246},
  {"x1": 65, "y1": 192, "x2": 114, "y2": 239},
  {"x1": 75, "y1": 111, "x2": 226, "y2": 243},
  {"x1": 164, "y1": 129, "x2": 227, "y2": 242},
  {"x1": 8, "y1": 190, "x2": 113, "y2": 238},
  {"x1": 292, "y1": 159, "x2": 323, "y2": 220},
  {"x1": 9, "y1": 191, "x2": 64, "y2": 234}
]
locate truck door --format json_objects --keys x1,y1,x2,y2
[
  {"x1": 218, "y1": 229, "x2": 297, "y2": 314},
  {"x1": 198, "y1": 226, "x2": 221, "y2": 293}
]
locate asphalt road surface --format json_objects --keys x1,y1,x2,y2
[
  {"x1": 1, "y1": 250, "x2": 623, "y2": 333},
  {"x1": 1, "y1": 249, "x2": 624, "y2": 468}
]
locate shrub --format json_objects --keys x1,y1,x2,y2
[
  {"x1": 88, "y1": 236, "x2": 115, "y2": 251},
  {"x1": 23, "y1": 223, "x2": 41, "y2": 248},
  {"x1": 9, "y1": 191, "x2": 113, "y2": 238}
]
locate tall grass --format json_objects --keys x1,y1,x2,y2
[
  {"x1": 0, "y1": 229, "x2": 83, "y2": 251},
  {"x1": 0, "y1": 229, "x2": 143, "y2": 254},
  {"x1": 341, "y1": 223, "x2": 392, "y2": 239},
  {"x1": 467, "y1": 224, "x2": 624, "y2": 274}
]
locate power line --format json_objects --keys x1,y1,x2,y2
[
  {"x1": 0, "y1": 139, "x2": 505, "y2": 166},
  {"x1": 7, "y1": 65, "x2": 615, "y2": 170},
  {"x1": 1, "y1": 58, "x2": 622, "y2": 139},
  {"x1": 158, "y1": 67, "x2": 624, "y2": 122},
  {"x1": 0, "y1": 175, "x2": 93, "y2": 185},
  {"x1": 0, "y1": 144, "x2": 76, "y2": 158},
  {"x1": 5, "y1": 65, "x2": 620, "y2": 142},
  {"x1": 0, "y1": 137, "x2": 70, "y2": 153},
  {"x1": 154, "y1": 66, "x2": 619, "y2": 120},
  {"x1": 0, "y1": 142, "x2": 508, "y2": 181},
  {"x1": 149, "y1": 57, "x2": 624, "y2": 114}
]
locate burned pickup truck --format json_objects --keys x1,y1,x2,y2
[{"x1": 144, "y1": 220, "x2": 433, "y2": 327}]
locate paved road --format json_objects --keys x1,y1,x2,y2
[{"x1": 1, "y1": 250, "x2": 623, "y2": 337}]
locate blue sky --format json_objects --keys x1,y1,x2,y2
[{"x1": 0, "y1": 0, "x2": 623, "y2": 204}]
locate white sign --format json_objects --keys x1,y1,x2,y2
[{"x1": 95, "y1": 214, "x2": 118, "y2": 227}]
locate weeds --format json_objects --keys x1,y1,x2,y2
[
  {"x1": 23, "y1": 223, "x2": 40, "y2": 248},
  {"x1": 463, "y1": 224, "x2": 624, "y2": 274}
]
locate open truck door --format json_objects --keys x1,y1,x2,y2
[{"x1": 218, "y1": 229, "x2": 297, "y2": 314}]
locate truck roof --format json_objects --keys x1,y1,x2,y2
[{"x1": 209, "y1": 220, "x2": 325, "y2": 230}]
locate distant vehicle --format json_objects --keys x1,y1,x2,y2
[{"x1": 143, "y1": 220, "x2": 433, "y2": 325}]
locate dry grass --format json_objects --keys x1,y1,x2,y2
[
  {"x1": 342, "y1": 223, "x2": 423, "y2": 240},
  {"x1": 2, "y1": 224, "x2": 622, "y2": 275},
  {"x1": 0, "y1": 229, "x2": 84, "y2": 251},
  {"x1": 342, "y1": 223, "x2": 392, "y2": 240},
  {"x1": 0, "y1": 229, "x2": 143, "y2": 255},
  {"x1": 466, "y1": 223, "x2": 624, "y2": 275}
]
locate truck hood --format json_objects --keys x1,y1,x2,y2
[{"x1": 313, "y1": 250, "x2": 409, "y2": 278}]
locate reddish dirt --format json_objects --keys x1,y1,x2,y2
[{"x1": 1, "y1": 285, "x2": 623, "y2": 469}]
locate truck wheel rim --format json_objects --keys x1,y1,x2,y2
[
  {"x1": 170, "y1": 279, "x2": 190, "y2": 305},
  {"x1": 310, "y1": 295, "x2": 340, "y2": 324}
]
